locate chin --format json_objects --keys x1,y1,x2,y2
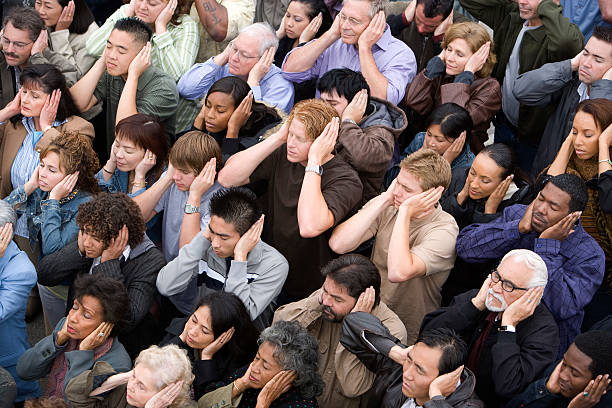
[{"x1": 341, "y1": 35, "x2": 358, "y2": 45}]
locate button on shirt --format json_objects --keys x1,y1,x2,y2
[{"x1": 281, "y1": 25, "x2": 417, "y2": 105}]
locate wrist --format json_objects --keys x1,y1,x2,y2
[
  {"x1": 307, "y1": 158, "x2": 322, "y2": 167},
  {"x1": 501, "y1": 315, "x2": 517, "y2": 327},
  {"x1": 471, "y1": 297, "x2": 485, "y2": 311},
  {"x1": 429, "y1": 387, "x2": 442, "y2": 399},
  {"x1": 234, "y1": 252, "x2": 246, "y2": 262}
]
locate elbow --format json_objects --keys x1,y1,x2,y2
[
  {"x1": 208, "y1": 30, "x2": 226, "y2": 43},
  {"x1": 387, "y1": 268, "x2": 406, "y2": 283},
  {"x1": 602, "y1": 9, "x2": 612, "y2": 23},
  {"x1": 328, "y1": 234, "x2": 345, "y2": 254},
  {"x1": 217, "y1": 170, "x2": 237, "y2": 188},
  {"x1": 299, "y1": 224, "x2": 323, "y2": 239}
]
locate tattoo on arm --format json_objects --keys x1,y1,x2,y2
[{"x1": 202, "y1": 0, "x2": 220, "y2": 25}]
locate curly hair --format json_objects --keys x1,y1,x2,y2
[
  {"x1": 287, "y1": 99, "x2": 339, "y2": 141},
  {"x1": 24, "y1": 397, "x2": 68, "y2": 408},
  {"x1": 258, "y1": 321, "x2": 323, "y2": 399},
  {"x1": 441, "y1": 22, "x2": 496, "y2": 78},
  {"x1": 76, "y1": 192, "x2": 145, "y2": 249},
  {"x1": 39, "y1": 130, "x2": 100, "y2": 194},
  {"x1": 135, "y1": 344, "x2": 195, "y2": 408}
]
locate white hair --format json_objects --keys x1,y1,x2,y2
[
  {"x1": 346, "y1": 0, "x2": 388, "y2": 18},
  {"x1": 500, "y1": 249, "x2": 548, "y2": 288},
  {"x1": 239, "y1": 22, "x2": 279, "y2": 55},
  {"x1": 0, "y1": 201, "x2": 17, "y2": 239}
]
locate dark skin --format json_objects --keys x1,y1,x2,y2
[{"x1": 195, "y1": 0, "x2": 229, "y2": 42}]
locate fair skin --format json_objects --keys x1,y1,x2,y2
[
  {"x1": 179, "y1": 157, "x2": 216, "y2": 247},
  {"x1": 571, "y1": 37, "x2": 612, "y2": 88},
  {"x1": 277, "y1": 2, "x2": 322, "y2": 46},
  {"x1": 214, "y1": 35, "x2": 274, "y2": 87},
  {"x1": 77, "y1": 224, "x2": 128, "y2": 262},
  {"x1": 22, "y1": 152, "x2": 79, "y2": 202},
  {"x1": 178, "y1": 304, "x2": 235, "y2": 360},
  {"x1": 439, "y1": 39, "x2": 490, "y2": 77},
  {"x1": 421, "y1": 125, "x2": 467, "y2": 164},
  {"x1": 470, "y1": 257, "x2": 544, "y2": 326},
  {"x1": 404, "y1": 1, "x2": 450, "y2": 35},
  {"x1": 517, "y1": 0, "x2": 543, "y2": 27},
  {"x1": 103, "y1": 136, "x2": 157, "y2": 194},
  {"x1": 283, "y1": 0, "x2": 388, "y2": 99},
  {"x1": 1, "y1": 22, "x2": 36, "y2": 69},
  {"x1": 202, "y1": 214, "x2": 265, "y2": 261},
  {"x1": 0, "y1": 223, "x2": 13, "y2": 259},
  {"x1": 320, "y1": 89, "x2": 367, "y2": 120},
  {"x1": 124, "y1": 0, "x2": 178, "y2": 35},
  {"x1": 56, "y1": 295, "x2": 114, "y2": 350},
  {"x1": 35, "y1": 0, "x2": 75, "y2": 31},
  {"x1": 0, "y1": 84, "x2": 61, "y2": 131},
  {"x1": 218, "y1": 117, "x2": 340, "y2": 239}
]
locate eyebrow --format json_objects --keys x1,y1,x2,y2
[
  {"x1": 106, "y1": 39, "x2": 128, "y2": 52},
  {"x1": 208, "y1": 225, "x2": 232, "y2": 239},
  {"x1": 584, "y1": 47, "x2": 605, "y2": 60}
]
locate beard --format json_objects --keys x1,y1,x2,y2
[
  {"x1": 321, "y1": 305, "x2": 343, "y2": 322},
  {"x1": 485, "y1": 289, "x2": 508, "y2": 312}
]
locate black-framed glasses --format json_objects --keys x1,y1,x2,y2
[{"x1": 490, "y1": 269, "x2": 529, "y2": 293}]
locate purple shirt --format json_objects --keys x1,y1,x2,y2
[
  {"x1": 281, "y1": 25, "x2": 416, "y2": 105},
  {"x1": 456, "y1": 204, "x2": 605, "y2": 356}
]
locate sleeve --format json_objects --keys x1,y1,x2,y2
[
  {"x1": 249, "y1": 148, "x2": 278, "y2": 183},
  {"x1": 512, "y1": 60, "x2": 573, "y2": 107},
  {"x1": 322, "y1": 166, "x2": 364, "y2": 227},
  {"x1": 382, "y1": 41, "x2": 417, "y2": 105},
  {"x1": 193, "y1": 359, "x2": 220, "y2": 399},
  {"x1": 404, "y1": 70, "x2": 438, "y2": 116},
  {"x1": 280, "y1": 42, "x2": 323, "y2": 83},
  {"x1": 455, "y1": 205, "x2": 526, "y2": 262},
  {"x1": 49, "y1": 27, "x2": 97, "y2": 79},
  {"x1": 37, "y1": 240, "x2": 90, "y2": 286},
  {"x1": 30, "y1": 48, "x2": 78, "y2": 86},
  {"x1": 16, "y1": 319, "x2": 68, "y2": 381},
  {"x1": 411, "y1": 222, "x2": 458, "y2": 276},
  {"x1": 257, "y1": 71, "x2": 294, "y2": 114},
  {"x1": 598, "y1": 170, "x2": 612, "y2": 213},
  {"x1": 458, "y1": 0, "x2": 513, "y2": 30},
  {"x1": 224, "y1": 251, "x2": 288, "y2": 320},
  {"x1": 590, "y1": 79, "x2": 612, "y2": 101},
  {"x1": 153, "y1": 186, "x2": 170, "y2": 215},
  {"x1": 156, "y1": 232, "x2": 209, "y2": 296},
  {"x1": 151, "y1": 17, "x2": 200, "y2": 81},
  {"x1": 0, "y1": 249, "x2": 37, "y2": 322},
  {"x1": 198, "y1": 383, "x2": 242, "y2": 408},
  {"x1": 93, "y1": 72, "x2": 109, "y2": 106},
  {"x1": 3, "y1": 186, "x2": 28, "y2": 216},
  {"x1": 177, "y1": 58, "x2": 226, "y2": 100},
  {"x1": 136, "y1": 75, "x2": 178, "y2": 125},
  {"x1": 86, "y1": 6, "x2": 129, "y2": 57},
  {"x1": 39, "y1": 199, "x2": 80, "y2": 256},
  {"x1": 337, "y1": 123, "x2": 395, "y2": 174},
  {"x1": 505, "y1": 375, "x2": 559, "y2": 408},
  {"x1": 420, "y1": 291, "x2": 483, "y2": 335},
  {"x1": 64, "y1": 360, "x2": 120, "y2": 408},
  {"x1": 404, "y1": 133, "x2": 425, "y2": 157},
  {"x1": 537, "y1": 0, "x2": 584, "y2": 60}
]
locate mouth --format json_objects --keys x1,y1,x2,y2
[
  {"x1": 186, "y1": 334, "x2": 194, "y2": 345},
  {"x1": 38, "y1": 180, "x2": 47, "y2": 188},
  {"x1": 469, "y1": 188, "x2": 480, "y2": 196},
  {"x1": 532, "y1": 214, "x2": 546, "y2": 226},
  {"x1": 67, "y1": 324, "x2": 76, "y2": 334},
  {"x1": 574, "y1": 148, "x2": 586, "y2": 156},
  {"x1": 205, "y1": 122, "x2": 216, "y2": 130},
  {"x1": 249, "y1": 374, "x2": 258, "y2": 383},
  {"x1": 579, "y1": 69, "x2": 589, "y2": 78}
]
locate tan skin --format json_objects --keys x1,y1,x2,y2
[
  {"x1": 56, "y1": 295, "x2": 114, "y2": 350},
  {"x1": 178, "y1": 305, "x2": 235, "y2": 360}
]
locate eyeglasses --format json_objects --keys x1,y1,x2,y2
[
  {"x1": 490, "y1": 270, "x2": 529, "y2": 293},
  {"x1": 338, "y1": 12, "x2": 364, "y2": 27},
  {"x1": 229, "y1": 41, "x2": 259, "y2": 61},
  {"x1": 0, "y1": 35, "x2": 32, "y2": 51}
]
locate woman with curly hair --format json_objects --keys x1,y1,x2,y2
[
  {"x1": 64, "y1": 344, "x2": 196, "y2": 408},
  {"x1": 38, "y1": 192, "x2": 167, "y2": 357},
  {"x1": 404, "y1": 22, "x2": 502, "y2": 153},
  {"x1": 198, "y1": 320, "x2": 323, "y2": 408},
  {"x1": 3, "y1": 130, "x2": 99, "y2": 331}
]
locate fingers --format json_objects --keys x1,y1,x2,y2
[{"x1": 591, "y1": 375, "x2": 611, "y2": 398}]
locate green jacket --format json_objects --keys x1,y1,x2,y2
[{"x1": 459, "y1": 0, "x2": 584, "y2": 144}]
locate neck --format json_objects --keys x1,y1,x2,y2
[
  {"x1": 527, "y1": 17, "x2": 542, "y2": 27},
  {"x1": 301, "y1": 153, "x2": 334, "y2": 167},
  {"x1": 415, "y1": 396, "x2": 429, "y2": 406},
  {"x1": 33, "y1": 116, "x2": 42, "y2": 131},
  {"x1": 120, "y1": 73, "x2": 129, "y2": 81}
]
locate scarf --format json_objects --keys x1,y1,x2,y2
[
  {"x1": 568, "y1": 153, "x2": 612, "y2": 293},
  {"x1": 45, "y1": 336, "x2": 114, "y2": 399}
]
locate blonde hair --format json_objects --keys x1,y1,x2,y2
[
  {"x1": 169, "y1": 131, "x2": 222, "y2": 175},
  {"x1": 135, "y1": 345, "x2": 195, "y2": 408},
  {"x1": 400, "y1": 149, "x2": 452, "y2": 190},
  {"x1": 441, "y1": 22, "x2": 496, "y2": 78},
  {"x1": 287, "y1": 99, "x2": 340, "y2": 141}
]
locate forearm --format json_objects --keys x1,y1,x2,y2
[
  {"x1": 115, "y1": 75, "x2": 139, "y2": 125},
  {"x1": 359, "y1": 47, "x2": 388, "y2": 100},
  {"x1": 599, "y1": 142, "x2": 612, "y2": 176},
  {"x1": 195, "y1": 0, "x2": 228, "y2": 42},
  {"x1": 282, "y1": 33, "x2": 335, "y2": 72},
  {"x1": 70, "y1": 58, "x2": 105, "y2": 112},
  {"x1": 456, "y1": 217, "x2": 522, "y2": 261},
  {"x1": 218, "y1": 133, "x2": 285, "y2": 187},
  {"x1": 179, "y1": 200, "x2": 201, "y2": 248},
  {"x1": 547, "y1": 141, "x2": 572, "y2": 176},
  {"x1": 40, "y1": 200, "x2": 75, "y2": 256},
  {"x1": 387, "y1": 210, "x2": 424, "y2": 282},
  {"x1": 297, "y1": 172, "x2": 334, "y2": 238},
  {"x1": 152, "y1": 23, "x2": 199, "y2": 81},
  {"x1": 329, "y1": 195, "x2": 388, "y2": 253},
  {"x1": 133, "y1": 174, "x2": 173, "y2": 221},
  {"x1": 156, "y1": 234, "x2": 204, "y2": 297}
]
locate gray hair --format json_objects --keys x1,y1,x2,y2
[
  {"x1": 258, "y1": 321, "x2": 324, "y2": 399},
  {"x1": 346, "y1": 0, "x2": 388, "y2": 18},
  {"x1": 500, "y1": 249, "x2": 548, "y2": 288},
  {"x1": 0, "y1": 201, "x2": 17, "y2": 240},
  {"x1": 239, "y1": 22, "x2": 279, "y2": 55}
]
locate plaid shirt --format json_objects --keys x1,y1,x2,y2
[{"x1": 456, "y1": 204, "x2": 605, "y2": 356}]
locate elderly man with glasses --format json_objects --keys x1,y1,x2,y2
[
  {"x1": 421, "y1": 249, "x2": 560, "y2": 408},
  {"x1": 177, "y1": 21, "x2": 294, "y2": 120},
  {"x1": 454, "y1": 173, "x2": 605, "y2": 359}
]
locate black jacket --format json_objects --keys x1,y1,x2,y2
[
  {"x1": 422, "y1": 290, "x2": 559, "y2": 408},
  {"x1": 341, "y1": 312, "x2": 484, "y2": 408},
  {"x1": 37, "y1": 236, "x2": 166, "y2": 356}
]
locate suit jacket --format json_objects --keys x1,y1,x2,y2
[
  {"x1": 0, "y1": 54, "x2": 16, "y2": 112},
  {"x1": 0, "y1": 116, "x2": 94, "y2": 198}
]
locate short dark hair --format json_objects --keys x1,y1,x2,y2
[
  {"x1": 592, "y1": 26, "x2": 612, "y2": 46},
  {"x1": 547, "y1": 173, "x2": 588, "y2": 213},
  {"x1": 320, "y1": 254, "x2": 381, "y2": 307},
  {"x1": 209, "y1": 187, "x2": 261, "y2": 235},
  {"x1": 417, "y1": 328, "x2": 467, "y2": 375},
  {"x1": 426, "y1": 103, "x2": 473, "y2": 143},
  {"x1": 573, "y1": 330, "x2": 612, "y2": 378},
  {"x1": 76, "y1": 192, "x2": 146, "y2": 249},
  {"x1": 113, "y1": 17, "x2": 152, "y2": 45},
  {"x1": 3, "y1": 7, "x2": 45, "y2": 42},
  {"x1": 55, "y1": 0, "x2": 95, "y2": 34},
  {"x1": 196, "y1": 292, "x2": 259, "y2": 365},
  {"x1": 317, "y1": 68, "x2": 370, "y2": 104},
  {"x1": 73, "y1": 274, "x2": 130, "y2": 335},
  {"x1": 289, "y1": 0, "x2": 333, "y2": 36},
  {"x1": 416, "y1": 0, "x2": 454, "y2": 19}
]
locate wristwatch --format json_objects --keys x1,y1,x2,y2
[
  {"x1": 499, "y1": 325, "x2": 516, "y2": 333},
  {"x1": 305, "y1": 165, "x2": 323, "y2": 176},
  {"x1": 184, "y1": 204, "x2": 200, "y2": 214}
]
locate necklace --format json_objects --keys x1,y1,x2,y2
[{"x1": 59, "y1": 189, "x2": 79, "y2": 205}]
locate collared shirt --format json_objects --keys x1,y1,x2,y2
[
  {"x1": 89, "y1": 245, "x2": 131, "y2": 274},
  {"x1": 177, "y1": 57, "x2": 295, "y2": 115},
  {"x1": 577, "y1": 81, "x2": 589, "y2": 102},
  {"x1": 502, "y1": 22, "x2": 540, "y2": 126},
  {"x1": 455, "y1": 203, "x2": 605, "y2": 355},
  {"x1": 560, "y1": 0, "x2": 612, "y2": 41},
  {"x1": 281, "y1": 25, "x2": 416, "y2": 105}
]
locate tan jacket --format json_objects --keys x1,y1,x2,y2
[
  {"x1": 0, "y1": 116, "x2": 94, "y2": 198},
  {"x1": 273, "y1": 289, "x2": 407, "y2": 408}
]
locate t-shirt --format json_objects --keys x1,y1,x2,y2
[
  {"x1": 358, "y1": 202, "x2": 458, "y2": 344},
  {"x1": 251, "y1": 145, "x2": 362, "y2": 299},
  {"x1": 154, "y1": 181, "x2": 223, "y2": 263},
  {"x1": 93, "y1": 65, "x2": 178, "y2": 155}
]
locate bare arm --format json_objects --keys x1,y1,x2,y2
[
  {"x1": 179, "y1": 159, "x2": 216, "y2": 248},
  {"x1": 217, "y1": 123, "x2": 288, "y2": 187},
  {"x1": 195, "y1": 0, "x2": 229, "y2": 42},
  {"x1": 547, "y1": 133, "x2": 574, "y2": 176},
  {"x1": 357, "y1": 12, "x2": 389, "y2": 100},
  {"x1": 116, "y1": 42, "x2": 150, "y2": 125},
  {"x1": 70, "y1": 56, "x2": 105, "y2": 112},
  {"x1": 282, "y1": 15, "x2": 339, "y2": 73},
  {"x1": 132, "y1": 170, "x2": 174, "y2": 222}
]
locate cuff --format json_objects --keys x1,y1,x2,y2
[
  {"x1": 40, "y1": 198, "x2": 61, "y2": 212},
  {"x1": 455, "y1": 71, "x2": 475, "y2": 85},
  {"x1": 151, "y1": 30, "x2": 173, "y2": 49},
  {"x1": 251, "y1": 85, "x2": 262, "y2": 101},
  {"x1": 362, "y1": 330, "x2": 401, "y2": 356},
  {"x1": 425, "y1": 56, "x2": 446, "y2": 79}
]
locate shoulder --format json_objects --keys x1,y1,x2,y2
[
  {"x1": 0, "y1": 243, "x2": 37, "y2": 285},
  {"x1": 63, "y1": 116, "x2": 93, "y2": 131}
]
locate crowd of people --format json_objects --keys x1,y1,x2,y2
[{"x1": 0, "y1": 0, "x2": 611, "y2": 407}]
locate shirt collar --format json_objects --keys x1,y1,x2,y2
[
  {"x1": 373, "y1": 25, "x2": 393, "y2": 52},
  {"x1": 0, "y1": 241, "x2": 19, "y2": 270},
  {"x1": 577, "y1": 82, "x2": 590, "y2": 102}
]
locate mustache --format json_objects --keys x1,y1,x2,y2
[{"x1": 2, "y1": 50, "x2": 19, "y2": 59}]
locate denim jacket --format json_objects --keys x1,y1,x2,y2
[
  {"x1": 95, "y1": 169, "x2": 145, "y2": 197},
  {"x1": 3, "y1": 186, "x2": 92, "y2": 256}
]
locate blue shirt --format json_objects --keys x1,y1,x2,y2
[
  {"x1": 455, "y1": 204, "x2": 605, "y2": 356},
  {"x1": 177, "y1": 58, "x2": 294, "y2": 114},
  {"x1": 560, "y1": 0, "x2": 612, "y2": 41}
]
